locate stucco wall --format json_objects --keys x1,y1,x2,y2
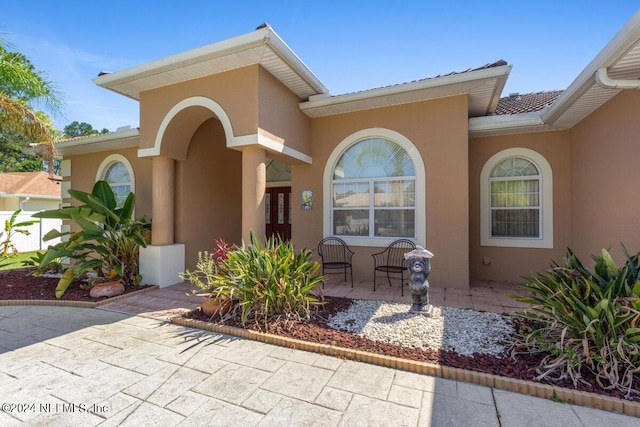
[
  {"x1": 468, "y1": 130, "x2": 572, "y2": 283},
  {"x1": 292, "y1": 95, "x2": 470, "y2": 288},
  {"x1": 63, "y1": 147, "x2": 152, "y2": 220},
  {"x1": 175, "y1": 118, "x2": 243, "y2": 270},
  {"x1": 257, "y1": 66, "x2": 311, "y2": 158},
  {"x1": 570, "y1": 90, "x2": 640, "y2": 264},
  {"x1": 139, "y1": 65, "x2": 260, "y2": 156}
]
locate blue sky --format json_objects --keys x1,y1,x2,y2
[{"x1": 2, "y1": 1, "x2": 638, "y2": 132}]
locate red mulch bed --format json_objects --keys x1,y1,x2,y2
[
  {"x1": 186, "y1": 296, "x2": 640, "y2": 403},
  {"x1": 0, "y1": 268, "x2": 154, "y2": 302}
]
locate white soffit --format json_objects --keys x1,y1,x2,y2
[
  {"x1": 93, "y1": 26, "x2": 328, "y2": 100},
  {"x1": 299, "y1": 65, "x2": 511, "y2": 118},
  {"x1": 470, "y1": 11, "x2": 640, "y2": 138}
]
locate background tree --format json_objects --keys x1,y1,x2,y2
[
  {"x1": 0, "y1": 39, "x2": 62, "y2": 175},
  {"x1": 63, "y1": 121, "x2": 109, "y2": 138}
]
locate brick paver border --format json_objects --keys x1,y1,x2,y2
[{"x1": 0, "y1": 285, "x2": 159, "y2": 308}]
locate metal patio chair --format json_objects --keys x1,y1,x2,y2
[
  {"x1": 372, "y1": 239, "x2": 416, "y2": 296},
  {"x1": 317, "y1": 237, "x2": 354, "y2": 287}
]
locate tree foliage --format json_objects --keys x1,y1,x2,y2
[
  {"x1": 0, "y1": 39, "x2": 62, "y2": 174},
  {"x1": 63, "y1": 121, "x2": 109, "y2": 138}
]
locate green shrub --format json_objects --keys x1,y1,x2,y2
[
  {"x1": 212, "y1": 232, "x2": 324, "y2": 327},
  {"x1": 1, "y1": 209, "x2": 39, "y2": 256},
  {"x1": 23, "y1": 250, "x2": 64, "y2": 275},
  {"x1": 512, "y1": 246, "x2": 640, "y2": 398},
  {"x1": 179, "y1": 239, "x2": 232, "y2": 297},
  {"x1": 34, "y1": 181, "x2": 148, "y2": 297}
]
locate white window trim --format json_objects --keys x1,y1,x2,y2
[
  {"x1": 480, "y1": 147, "x2": 553, "y2": 248},
  {"x1": 323, "y1": 128, "x2": 426, "y2": 247},
  {"x1": 96, "y1": 154, "x2": 135, "y2": 205}
]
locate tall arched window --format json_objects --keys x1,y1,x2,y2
[
  {"x1": 96, "y1": 154, "x2": 134, "y2": 208},
  {"x1": 480, "y1": 148, "x2": 553, "y2": 248},
  {"x1": 324, "y1": 128, "x2": 426, "y2": 247},
  {"x1": 490, "y1": 157, "x2": 540, "y2": 237}
]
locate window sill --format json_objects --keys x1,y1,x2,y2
[
  {"x1": 333, "y1": 236, "x2": 420, "y2": 248},
  {"x1": 480, "y1": 237, "x2": 552, "y2": 249}
]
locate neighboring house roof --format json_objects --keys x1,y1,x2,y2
[
  {"x1": 0, "y1": 172, "x2": 61, "y2": 198},
  {"x1": 493, "y1": 91, "x2": 564, "y2": 115}
]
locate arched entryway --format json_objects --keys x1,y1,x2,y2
[{"x1": 139, "y1": 97, "x2": 247, "y2": 281}]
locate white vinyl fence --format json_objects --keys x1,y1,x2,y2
[{"x1": 0, "y1": 211, "x2": 62, "y2": 253}]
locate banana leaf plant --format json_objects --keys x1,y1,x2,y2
[
  {"x1": 33, "y1": 180, "x2": 148, "y2": 298},
  {"x1": 1, "y1": 208, "x2": 40, "y2": 256}
]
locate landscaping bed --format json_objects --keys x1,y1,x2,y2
[
  {"x1": 184, "y1": 296, "x2": 639, "y2": 404},
  {"x1": 0, "y1": 267, "x2": 155, "y2": 302}
]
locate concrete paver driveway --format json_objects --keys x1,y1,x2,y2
[{"x1": 0, "y1": 306, "x2": 637, "y2": 426}]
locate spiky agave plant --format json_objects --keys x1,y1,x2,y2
[{"x1": 511, "y1": 246, "x2": 640, "y2": 398}]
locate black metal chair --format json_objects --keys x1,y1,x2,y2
[
  {"x1": 317, "y1": 237, "x2": 354, "y2": 287},
  {"x1": 372, "y1": 239, "x2": 416, "y2": 296}
]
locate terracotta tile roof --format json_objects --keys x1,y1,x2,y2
[
  {"x1": 336, "y1": 59, "x2": 509, "y2": 96},
  {"x1": 493, "y1": 90, "x2": 564, "y2": 115},
  {"x1": 0, "y1": 172, "x2": 61, "y2": 197}
]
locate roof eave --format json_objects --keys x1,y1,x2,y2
[
  {"x1": 25, "y1": 128, "x2": 140, "y2": 157},
  {"x1": 263, "y1": 28, "x2": 329, "y2": 96},
  {"x1": 542, "y1": 11, "x2": 640, "y2": 124},
  {"x1": 299, "y1": 64, "x2": 512, "y2": 118},
  {"x1": 468, "y1": 111, "x2": 548, "y2": 137},
  {"x1": 0, "y1": 193, "x2": 61, "y2": 200},
  {"x1": 93, "y1": 26, "x2": 328, "y2": 100},
  {"x1": 93, "y1": 30, "x2": 269, "y2": 96}
]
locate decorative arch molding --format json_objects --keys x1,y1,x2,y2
[
  {"x1": 138, "y1": 96, "x2": 312, "y2": 164},
  {"x1": 96, "y1": 153, "x2": 135, "y2": 188},
  {"x1": 138, "y1": 96, "x2": 236, "y2": 158},
  {"x1": 323, "y1": 127, "x2": 426, "y2": 247}
]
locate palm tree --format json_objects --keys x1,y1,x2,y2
[{"x1": 0, "y1": 39, "x2": 62, "y2": 175}]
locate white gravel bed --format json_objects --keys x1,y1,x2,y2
[{"x1": 327, "y1": 299, "x2": 514, "y2": 357}]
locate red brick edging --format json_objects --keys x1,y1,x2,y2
[
  {"x1": 170, "y1": 316, "x2": 640, "y2": 418},
  {"x1": 0, "y1": 285, "x2": 159, "y2": 308}
]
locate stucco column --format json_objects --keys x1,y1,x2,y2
[
  {"x1": 241, "y1": 147, "x2": 266, "y2": 243},
  {"x1": 151, "y1": 156, "x2": 175, "y2": 245}
]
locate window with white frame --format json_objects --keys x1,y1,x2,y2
[
  {"x1": 324, "y1": 128, "x2": 425, "y2": 247},
  {"x1": 96, "y1": 154, "x2": 134, "y2": 208},
  {"x1": 480, "y1": 148, "x2": 553, "y2": 248}
]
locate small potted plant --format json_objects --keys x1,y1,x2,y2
[{"x1": 180, "y1": 239, "x2": 234, "y2": 317}]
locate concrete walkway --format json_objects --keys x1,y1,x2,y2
[{"x1": 0, "y1": 306, "x2": 637, "y2": 426}]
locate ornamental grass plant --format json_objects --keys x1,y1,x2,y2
[
  {"x1": 211, "y1": 231, "x2": 325, "y2": 327},
  {"x1": 512, "y1": 246, "x2": 640, "y2": 399}
]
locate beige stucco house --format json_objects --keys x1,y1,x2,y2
[{"x1": 48, "y1": 12, "x2": 640, "y2": 289}]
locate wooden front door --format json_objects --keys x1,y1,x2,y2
[{"x1": 265, "y1": 187, "x2": 291, "y2": 241}]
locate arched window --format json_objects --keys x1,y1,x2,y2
[
  {"x1": 324, "y1": 128, "x2": 425, "y2": 247},
  {"x1": 480, "y1": 148, "x2": 553, "y2": 248},
  {"x1": 96, "y1": 154, "x2": 134, "y2": 208}
]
